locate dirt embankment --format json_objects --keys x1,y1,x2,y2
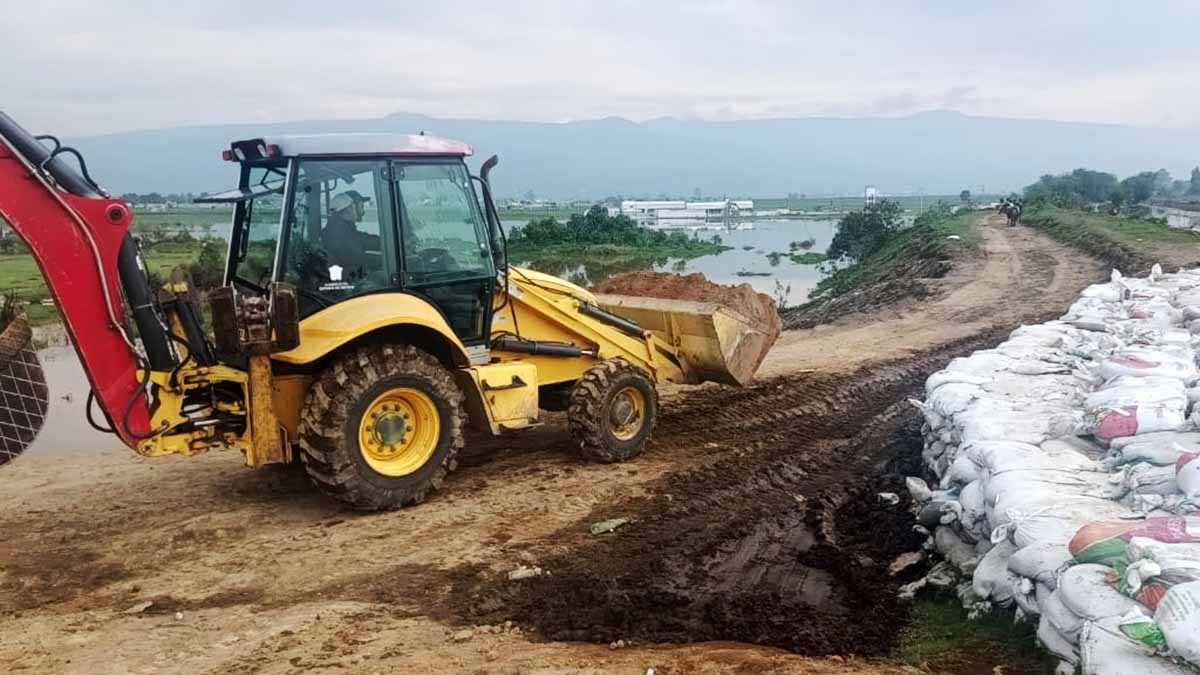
[{"x1": 0, "y1": 215, "x2": 1107, "y2": 674}]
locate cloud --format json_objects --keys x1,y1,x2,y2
[{"x1": 3, "y1": 1, "x2": 1200, "y2": 135}]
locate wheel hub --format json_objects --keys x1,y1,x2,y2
[
  {"x1": 358, "y1": 388, "x2": 440, "y2": 476},
  {"x1": 609, "y1": 386, "x2": 646, "y2": 441}
]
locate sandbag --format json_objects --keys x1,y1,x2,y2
[
  {"x1": 1058, "y1": 564, "x2": 1143, "y2": 621},
  {"x1": 1176, "y1": 452, "x2": 1200, "y2": 499},
  {"x1": 1081, "y1": 615, "x2": 1190, "y2": 675},
  {"x1": 1041, "y1": 587, "x2": 1085, "y2": 643},
  {"x1": 1039, "y1": 615, "x2": 1081, "y2": 665},
  {"x1": 1093, "y1": 404, "x2": 1189, "y2": 443},
  {"x1": 1156, "y1": 580, "x2": 1200, "y2": 664},
  {"x1": 1072, "y1": 517, "x2": 1200, "y2": 567},
  {"x1": 973, "y1": 539, "x2": 1018, "y2": 604},
  {"x1": 1009, "y1": 541, "x2": 1073, "y2": 589}
]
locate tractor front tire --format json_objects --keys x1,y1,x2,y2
[
  {"x1": 568, "y1": 359, "x2": 657, "y2": 463},
  {"x1": 298, "y1": 344, "x2": 464, "y2": 511}
]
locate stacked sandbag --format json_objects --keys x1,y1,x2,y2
[{"x1": 908, "y1": 265, "x2": 1200, "y2": 674}]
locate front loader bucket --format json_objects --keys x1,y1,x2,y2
[
  {"x1": 595, "y1": 294, "x2": 778, "y2": 387},
  {"x1": 0, "y1": 311, "x2": 48, "y2": 465}
]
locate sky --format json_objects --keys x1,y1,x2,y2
[{"x1": 5, "y1": 0, "x2": 1200, "y2": 136}]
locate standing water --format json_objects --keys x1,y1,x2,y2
[{"x1": 505, "y1": 218, "x2": 839, "y2": 308}]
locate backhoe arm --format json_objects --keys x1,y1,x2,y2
[{"x1": 0, "y1": 111, "x2": 157, "y2": 447}]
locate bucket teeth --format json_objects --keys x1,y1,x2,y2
[{"x1": 0, "y1": 312, "x2": 49, "y2": 466}]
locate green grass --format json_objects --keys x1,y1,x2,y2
[
  {"x1": 895, "y1": 595, "x2": 1056, "y2": 674},
  {"x1": 1025, "y1": 206, "x2": 1198, "y2": 247},
  {"x1": 0, "y1": 241, "x2": 212, "y2": 325},
  {"x1": 788, "y1": 252, "x2": 828, "y2": 265},
  {"x1": 1022, "y1": 205, "x2": 1200, "y2": 272},
  {"x1": 808, "y1": 209, "x2": 980, "y2": 302}
]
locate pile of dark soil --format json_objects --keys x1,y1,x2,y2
[{"x1": 448, "y1": 331, "x2": 1004, "y2": 656}]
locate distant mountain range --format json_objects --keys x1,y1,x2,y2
[{"x1": 55, "y1": 111, "x2": 1200, "y2": 198}]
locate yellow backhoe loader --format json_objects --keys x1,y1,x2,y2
[{"x1": 0, "y1": 112, "x2": 778, "y2": 509}]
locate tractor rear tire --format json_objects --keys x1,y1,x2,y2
[
  {"x1": 298, "y1": 344, "x2": 464, "y2": 511},
  {"x1": 568, "y1": 359, "x2": 657, "y2": 463}
]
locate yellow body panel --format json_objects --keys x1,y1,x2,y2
[
  {"x1": 461, "y1": 361, "x2": 540, "y2": 433},
  {"x1": 273, "y1": 293, "x2": 469, "y2": 366},
  {"x1": 272, "y1": 375, "x2": 312, "y2": 441}
]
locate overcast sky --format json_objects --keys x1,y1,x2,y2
[{"x1": 5, "y1": 1, "x2": 1200, "y2": 136}]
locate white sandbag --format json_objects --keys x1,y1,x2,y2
[
  {"x1": 1042, "y1": 436, "x2": 1107, "y2": 462},
  {"x1": 1086, "y1": 377, "x2": 1187, "y2": 412},
  {"x1": 935, "y1": 526, "x2": 979, "y2": 574},
  {"x1": 991, "y1": 496, "x2": 1135, "y2": 548},
  {"x1": 973, "y1": 539, "x2": 1018, "y2": 604},
  {"x1": 1039, "y1": 615, "x2": 1081, "y2": 665},
  {"x1": 1121, "y1": 463, "x2": 1183, "y2": 497},
  {"x1": 1176, "y1": 453, "x2": 1200, "y2": 499},
  {"x1": 1157, "y1": 581, "x2": 1200, "y2": 663},
  {"x1": 1093, "y1": 404, "x2": 1189, "y2": 443},
  {"x1": 1009, "y1": 541, "x2": 1074, "y2": 589},
  {"x1": 1014, "y1": 576, "x2": 1041, "y2": 616},
  {"x1": 967, "y1": 439, "x2": 1100, "y2": 476},
  {"x1": 1111, "y1": 432, "x2": 1200, "y2": 466},
  {"x1": 959, "y1": 480, "x2": 987, "y2": 537},
  {"x1": 943, "y1": 454, "x2": 982, "y2": 487},
  {"x1": 905, "y1": 476, "x2": 933, "y2": 503},
  {"x1": 1041, "y1": 587, "x2": 1086, "y2": 643},
  {"x1": 1099, "y1": 351, "x2": 1198, "y2": 383},
  {"x1": 1080, "y1": 615, "x2": 1190, "y2": 675},
  {"x1": 1059, "y1": 564, "x2": 1143, "y2": 621}
]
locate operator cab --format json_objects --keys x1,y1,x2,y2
[{"x1": 200, "y1": 134, "x2": 500, "y2": 345}]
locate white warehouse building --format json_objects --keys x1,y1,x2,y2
[{"x1": 617, "y1": 199, "x2": 754, "y2": 224}]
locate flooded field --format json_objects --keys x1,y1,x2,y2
[{"x1": 507, "y1": 218, "x2": 839, "y2": 307}]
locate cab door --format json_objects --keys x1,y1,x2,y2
[{"x1": 392, "y1": 161, "x2": 495, "y2": 346}]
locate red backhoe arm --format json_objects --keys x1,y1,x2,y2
[{"x1": 0, "y1": 114, "x2": 151, "y2": 446}]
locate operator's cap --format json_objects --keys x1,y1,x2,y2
[{"x1": 330, "y1": 190, "x2": 370, "y2": 213}]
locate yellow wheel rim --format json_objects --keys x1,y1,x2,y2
[
  {"x1": 610, "y1": 386, "x2": 647, "y2": 441},
  {"x1": 357, "y1": 387, "x2": 441, "y2": 477}
]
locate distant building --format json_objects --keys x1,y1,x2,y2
[
  {"x1": 619, "y1": 199, "x2": 753, "y2": 225},
  {"x1": 1149, "y1": 201, "x2": 1200, "y2": 230},
  {"x1": 864, "y1": 185, "x2": 879, "y2": 205}
]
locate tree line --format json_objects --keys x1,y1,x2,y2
[{"x1": 1023, "y1": 167, "x2": 1200, "y2": 209}]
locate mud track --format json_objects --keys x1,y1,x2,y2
[{"x1": 450, "y1": 331, "x2": 1005, "y2": 655}]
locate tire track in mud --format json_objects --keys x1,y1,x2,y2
[{"x1": 448, "y1": 329, "x2": 1009, "y2": 656}]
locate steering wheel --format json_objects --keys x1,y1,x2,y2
[{"x1": 416, "y1": 248, "x2": 458, "y2": 273}]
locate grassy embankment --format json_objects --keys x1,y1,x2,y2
[
  {"x1": 0, "y1": 209, "x2": 227, "y2": 324},
  {"x1": 779, "y1": 206, "x2": 980, "y2": 328},
  {"x1": 1023, "y1": 205, "x2": 1200, "y2": 272}
]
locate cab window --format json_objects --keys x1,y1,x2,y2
[
  {"x1": 396, "y1": 162, "x2": 492, "y2": 284},
  {"x1": 279, "y1": 160, "x2": 397, "y2": 315}
]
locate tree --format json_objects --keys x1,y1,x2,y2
[
  {"x1": 1110, "y1": 190, "x2": 1125, "y2": 213},
  {"x1": 1119, "y1": 171, "x2": 1158, "y2": 204},
  {"x1": 826, "y1": 199, "x2": 902, "y2": 261},
  {"x1": 959, "y1": 189, "x2": 971, "y2": 203},
  {"x1": 1190, "y1": 167, "x2": 1200, "y2": 196}
]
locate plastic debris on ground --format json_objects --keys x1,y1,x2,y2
[{"x1": 909, "y1": 265, "x2": 1200, "y2": 673}]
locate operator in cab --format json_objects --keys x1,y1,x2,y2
[{"x1": 322, "y1": 190, "x2": 379, "y2": 280}]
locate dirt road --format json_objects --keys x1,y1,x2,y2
[{"x1": 0, "y1": 216, "x2": 1104, "y2": 674}]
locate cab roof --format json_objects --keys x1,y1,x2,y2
[{"x1": 225, "y1": 133, "x2": 474, "y2": 162}]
